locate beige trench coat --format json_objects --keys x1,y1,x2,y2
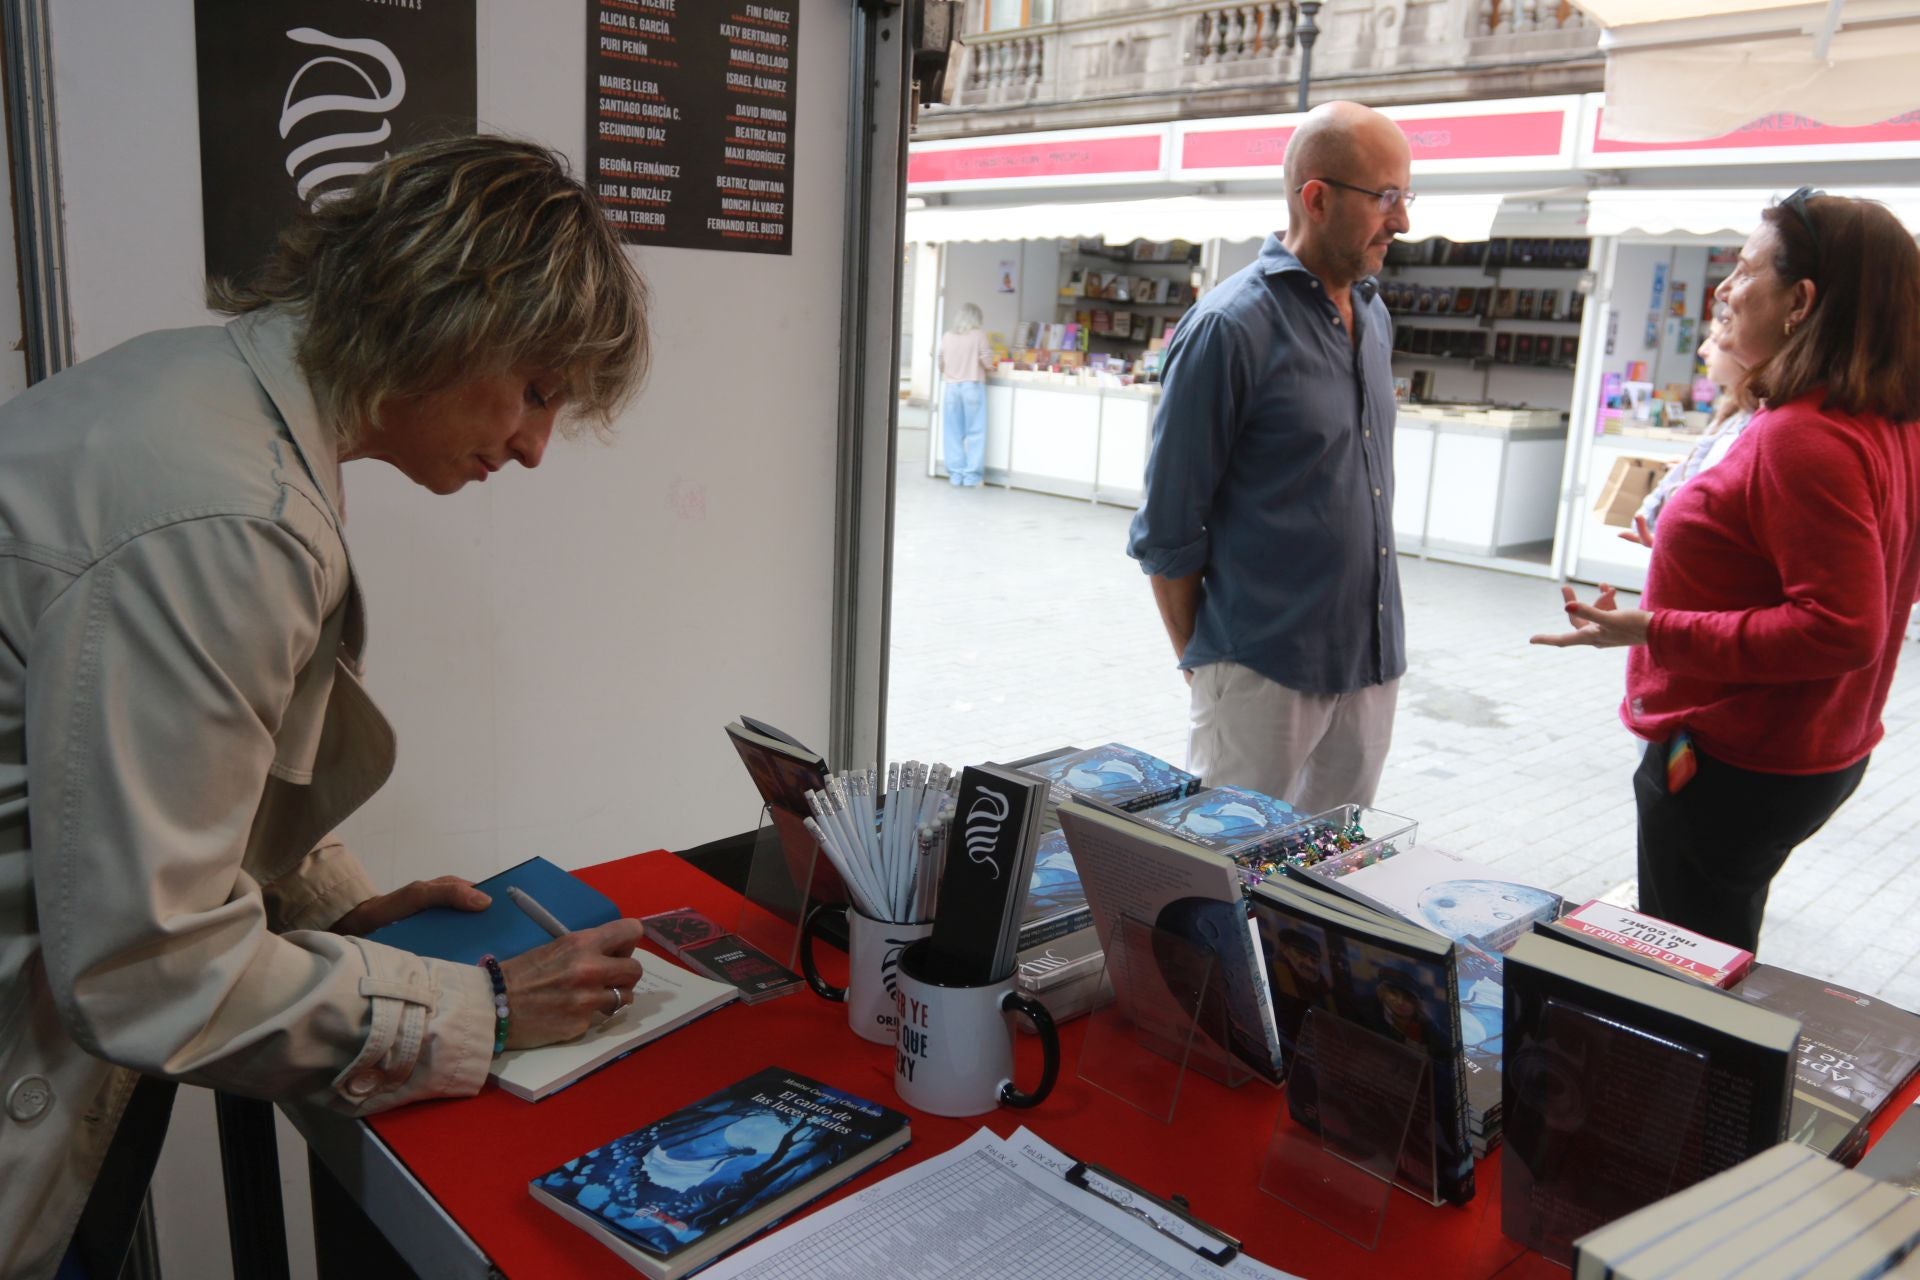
[{"x1": 0, "y1": 310, "x2": 494, "y2": 1280}]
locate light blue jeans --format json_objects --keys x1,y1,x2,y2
[{"x1": 941, "y1": 380, "x2": 986, "y2": 486}]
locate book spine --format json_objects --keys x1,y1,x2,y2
[
  {"x1": 1439, "y1": 947, "x2": 1476, "y2": 1205},
  {"x1": 1017, "y1": 907, "x2": 1094, "y2": 952}
]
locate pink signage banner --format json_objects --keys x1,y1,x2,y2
[
  {"x1": 1590, "y1": 108, "x2": 1920, "y2": 154},
  {"x1": 1180, "y1": 108, "x2": 1570, "y2": 172},
  {"x1": 907, "y1": 133, "x2": 1163, "y2": 185}
]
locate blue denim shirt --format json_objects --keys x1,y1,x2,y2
[{"x1": 1127, "y1": 234, "x2": 1405, "y2": 696}]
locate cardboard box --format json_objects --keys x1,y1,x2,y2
[{"x1": 1592, "y1": 455, "x2": 1670, "y2": 527}]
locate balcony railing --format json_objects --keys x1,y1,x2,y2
[{"x1": 933, "y1": 0, "x2": 1600, "y2": 121}]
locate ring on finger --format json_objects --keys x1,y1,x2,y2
[{"x1": 605, "y1": 986, "x2": 624, "y2": 1017}]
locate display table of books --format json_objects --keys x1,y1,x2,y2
[{"x1": 332, "y1": 849, "x2": 1920, "y2": 1280}]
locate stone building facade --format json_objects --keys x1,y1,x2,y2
[{"x1": 919, "y1": 0, "x2": 1603, "y2": 138}]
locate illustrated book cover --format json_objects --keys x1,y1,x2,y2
[
  {"x1": 1500, "y1": 931, "x2": 1799, "y2": 1266},
  {"x1": 1057, "y1": 800, "x2": 1282, "y2": 1083},
  {"x1": 1017, "y1": 742, "x2": 1200, "y2": 815},
  {"x1": 1017, "y1": 828, "x2": 1093, "y2": 951},
  {"x1": 1733, "y1": 963, "x2": 1920, "y2": 1165},
  {"x1": 529, "y1": 1066, "x2": 910, "y2": 1279},
  {"x1": 1251, "y1": 874, "x2": 1474, "y2": 1205},
  {"x1": 1134, "y1": 785, "x2": 1301, "y2": 863},
  {"x1": 365, "y1": 856, "x2": 620, "y2": 966}
]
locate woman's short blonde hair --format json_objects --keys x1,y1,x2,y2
[
  {"x1": 209, "y1": 134, "x2": 650, "y2": 445},
  {"x1": 948, "y1": 303, "x2": 984, "y2": 334}
]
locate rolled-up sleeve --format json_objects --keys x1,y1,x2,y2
[
  {"x1": 1127, "y1": 309, "x2": 1252, "y2": 580},
  {"x1": 25, "y1": 516, "x2": 491, "y2": 1116}
]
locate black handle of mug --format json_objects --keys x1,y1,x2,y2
[
  {"x1": 998, "y1": 990, "x2": 1059, "y2": 1109},
  {"x1": 798, "y1": 903, "x2": 849, "y2": 1002}
]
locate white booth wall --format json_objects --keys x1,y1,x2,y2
[{"x1": 39, "y1": 0, "x2": 854, "y2": 1275}]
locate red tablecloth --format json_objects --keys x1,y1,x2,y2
[{"x1": 368, "y1": 850, "x2": 1920, "y2": 1280}]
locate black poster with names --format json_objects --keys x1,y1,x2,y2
[
  {"x1": 194, "y1": 0, "x2": 477, "y2": 285},
  {"x1": 586, "y1": 0, "x2": 798, "y2": 255}
]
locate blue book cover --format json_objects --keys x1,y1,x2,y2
[
  {"x1": 1136, "y1": 786, "x2": 1300, "y2": 856},
  {"x1": 1022, "y1": 743, "x2": 1200, "y2": 813},
  {"x1": 364, "y1": 856, "x2": 620, "y2": 965},
  {"x1": 529, "y1": 1066, "x2": 910, "y2": 1278},
  {"x1": 1017, "y1": 829, "x2": 1090, "y2": 948}
]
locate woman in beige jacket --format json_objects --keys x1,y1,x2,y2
[{"x1": 0, "y1": 137, "x2": 652, "y2": 1280}]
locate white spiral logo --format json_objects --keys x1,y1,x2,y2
[
  {"x1": 963, "y1": 786, "x2": 1009, "y2": 880},
  {"x1": 279, "y1": 27, "x2": 407, "y2": 204}
]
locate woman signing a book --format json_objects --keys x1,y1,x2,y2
[
  {"x1": 1531, "y1": 190, "x2": 1920, "y2": 955},
  {"x1": 0, "y1": 137, "x2": 654, "y2": 1280}
]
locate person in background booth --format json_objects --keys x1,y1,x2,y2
[
  {"x1": 0, "y1": 135, "x2": 653, "y2": 1280},
  {"x1": 1620, "y1": 314, "x2": 1756, "y2": 546},
  {"x1": 1531, "y1": 190, "x2": 1920, "y2": 954},
  {"x1": 939, "y1": 302, "x2": 997, "y2": 487}
]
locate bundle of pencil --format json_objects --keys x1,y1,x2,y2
[{"x1": 801, "y1": 763, "x2": 957, "y2": 925}]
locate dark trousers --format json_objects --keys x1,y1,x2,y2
[{"x1": 1634, "y1": 740, "x2": 1868, "y2": 955}]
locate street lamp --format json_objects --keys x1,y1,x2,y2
[{"x1": 1295, "y1": 1, "x2": 1323, "y2": 112}]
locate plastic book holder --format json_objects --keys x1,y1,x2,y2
[
  {"x1": 1076, "y1": 913, "x2": 1251, "y2": 1124},
  {"x1": 1259, "y1": 1009, "x2": 1438, "y2": 1250},
  {"x1": 737, "y1": 803, "x2": 845, "y2": 971}
]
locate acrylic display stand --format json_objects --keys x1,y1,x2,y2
[
  {"x1": 1076, "y1": 913, "x2": 1252, "y2": 1124},
  {"x1": 1259, "y1": 1009, "x2": 1438, "y2": 1250},
  {"x1": 737, "y1": 803, "x2": 847, "y2": 970},
  {"x1": 1498, "y1": 997, "x2": 1713, "y2": 1267}
]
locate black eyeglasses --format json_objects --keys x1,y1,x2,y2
[
  {"x1": 1780, "y1": 185, "x2": 1824, "y2": 269},
  {"x1": 1296, "y1": 177, "x2": 1416, "y2": 214}
]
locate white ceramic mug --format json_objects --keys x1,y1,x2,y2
[
  {"x1": 891, "y1": 939, "x2": 1060, "y2": 1117},
  {"x1": 799, "y1": 904, "x2": 934, "y2": 1045}
]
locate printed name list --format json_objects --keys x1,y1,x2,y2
[{"x1": 587, "y1": 0, "x2": 797, "y2": 254}]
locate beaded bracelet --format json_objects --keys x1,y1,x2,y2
[{"x1": 480, "y1": 954, "x2": 510, "y2": 1054}]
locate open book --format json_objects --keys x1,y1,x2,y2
[{"x1": 490, "y1": 956, "x2": 737, "y2": 1101}]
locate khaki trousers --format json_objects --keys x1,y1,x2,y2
[{"x1": 1188, "y1": 662, "x2": 1399, "y2": 814}]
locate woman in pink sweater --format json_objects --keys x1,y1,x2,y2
[{"x1": 1533, "y1": 191, "x2": 1920, "y2": 952}]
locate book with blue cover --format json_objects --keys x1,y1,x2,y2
[
  {"x1": 1020, "y1": 743, "x2": 1200, "y2": 814},
  {"x1": 1017, "y1": 828, "x2": 1091, "y2": 951},
  {"x1": 1134, "y1": 786, "x2": 1301, "y2": 859},
  {"x1": 364, "y1": 856, "x2": 621, "y2": 965},
  {"x1": 528, "y1": 1066, "x2": 911, "y2": 1279}
]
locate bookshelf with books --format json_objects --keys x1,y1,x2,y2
[{"x1": 1052, "y1": 237, "x2": 1201, "y2": 364}]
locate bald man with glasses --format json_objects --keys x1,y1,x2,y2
[{"x1": 1128, "y1": 101, "x2": 1413, "y2": 813}]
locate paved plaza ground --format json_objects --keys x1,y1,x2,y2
[{"x1": 886, "y1": 417, "x2": 1920, "y2": 1006}]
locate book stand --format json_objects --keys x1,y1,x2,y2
[
  {"x1": 1498, "y1": 997, "x2": 1712, "y2": 1266},
  {"x1": 738, "y1": 803, "x2": 847, "y2": 970},
  {"x1": 1259, "y1": 1009, "x2": 1439, "y2": 1250},
  {"x1": 1076, "y1": 913, "x2": 1252, "y2": 1124}
]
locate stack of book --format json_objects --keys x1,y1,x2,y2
[
  {"x1": 1501, "y1": 931, "x2": 1800, "y2": 1266},
  {"x1": 1573, "y1": 1141, "x2": 1920, "y2": 1279},
  {"x1": 1322, "y1": 845, "x2": 1564, "y2": 1158},
  {"x1": 1133, "y1": 784, "x2": 1302, "y2": 871},
  {"x1": 1014, "y1": 742, "x2": 1201, "y2": 828}
]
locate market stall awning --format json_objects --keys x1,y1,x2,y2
[
  {"x1": 902, "y1": 192, "x2": 1506, "y2": 246},
  {"x1": 1586, "y1": 185, "x2": 1920, "y2": 236},
  {"x1": 1577, "y1": 0, "x2": 1920, "y2": 141}
]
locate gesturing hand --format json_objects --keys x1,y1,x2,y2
[
  {"x1": 499, "y1": 919, "x2": 648, "y2": 1049},
  {"x1": 332, "y1": 876, "x2": 491, "y2": 936},
  {"x1": 1529, "y1": 584, "x2": 1652, "y2": 649},
  {"x1": 1615, "y1": 514, "x2": 1653, "y2": 548}
]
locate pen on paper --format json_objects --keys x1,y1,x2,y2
[{"x1": 507, "y1": 886, "x2": 568, "y2": 938}]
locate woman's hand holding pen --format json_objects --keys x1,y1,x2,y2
[{"x1": 499, "y1": 919, "x2": 647, "y2": 1049}]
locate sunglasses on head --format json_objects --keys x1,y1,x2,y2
[{"x1": 1780, "y1": 185, "x2": 1824, "y2": 270}]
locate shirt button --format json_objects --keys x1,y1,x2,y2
[
  {"x1": 1373, "y1": 487, "x2": 1382, "y2": 497},
  {"x1": 1363, "y1": 429, "x2": 1372, "y2": 438},
  {"x1": 1380, "y1": 546, "x2": 1388, "y2": 556},
  {"x1": 7, "y1": 1076, "x2": 53, "y2": 1122}
]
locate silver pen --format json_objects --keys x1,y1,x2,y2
[{"x1": 506, "y1": 886, "x2": 568, "y2": 938}]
